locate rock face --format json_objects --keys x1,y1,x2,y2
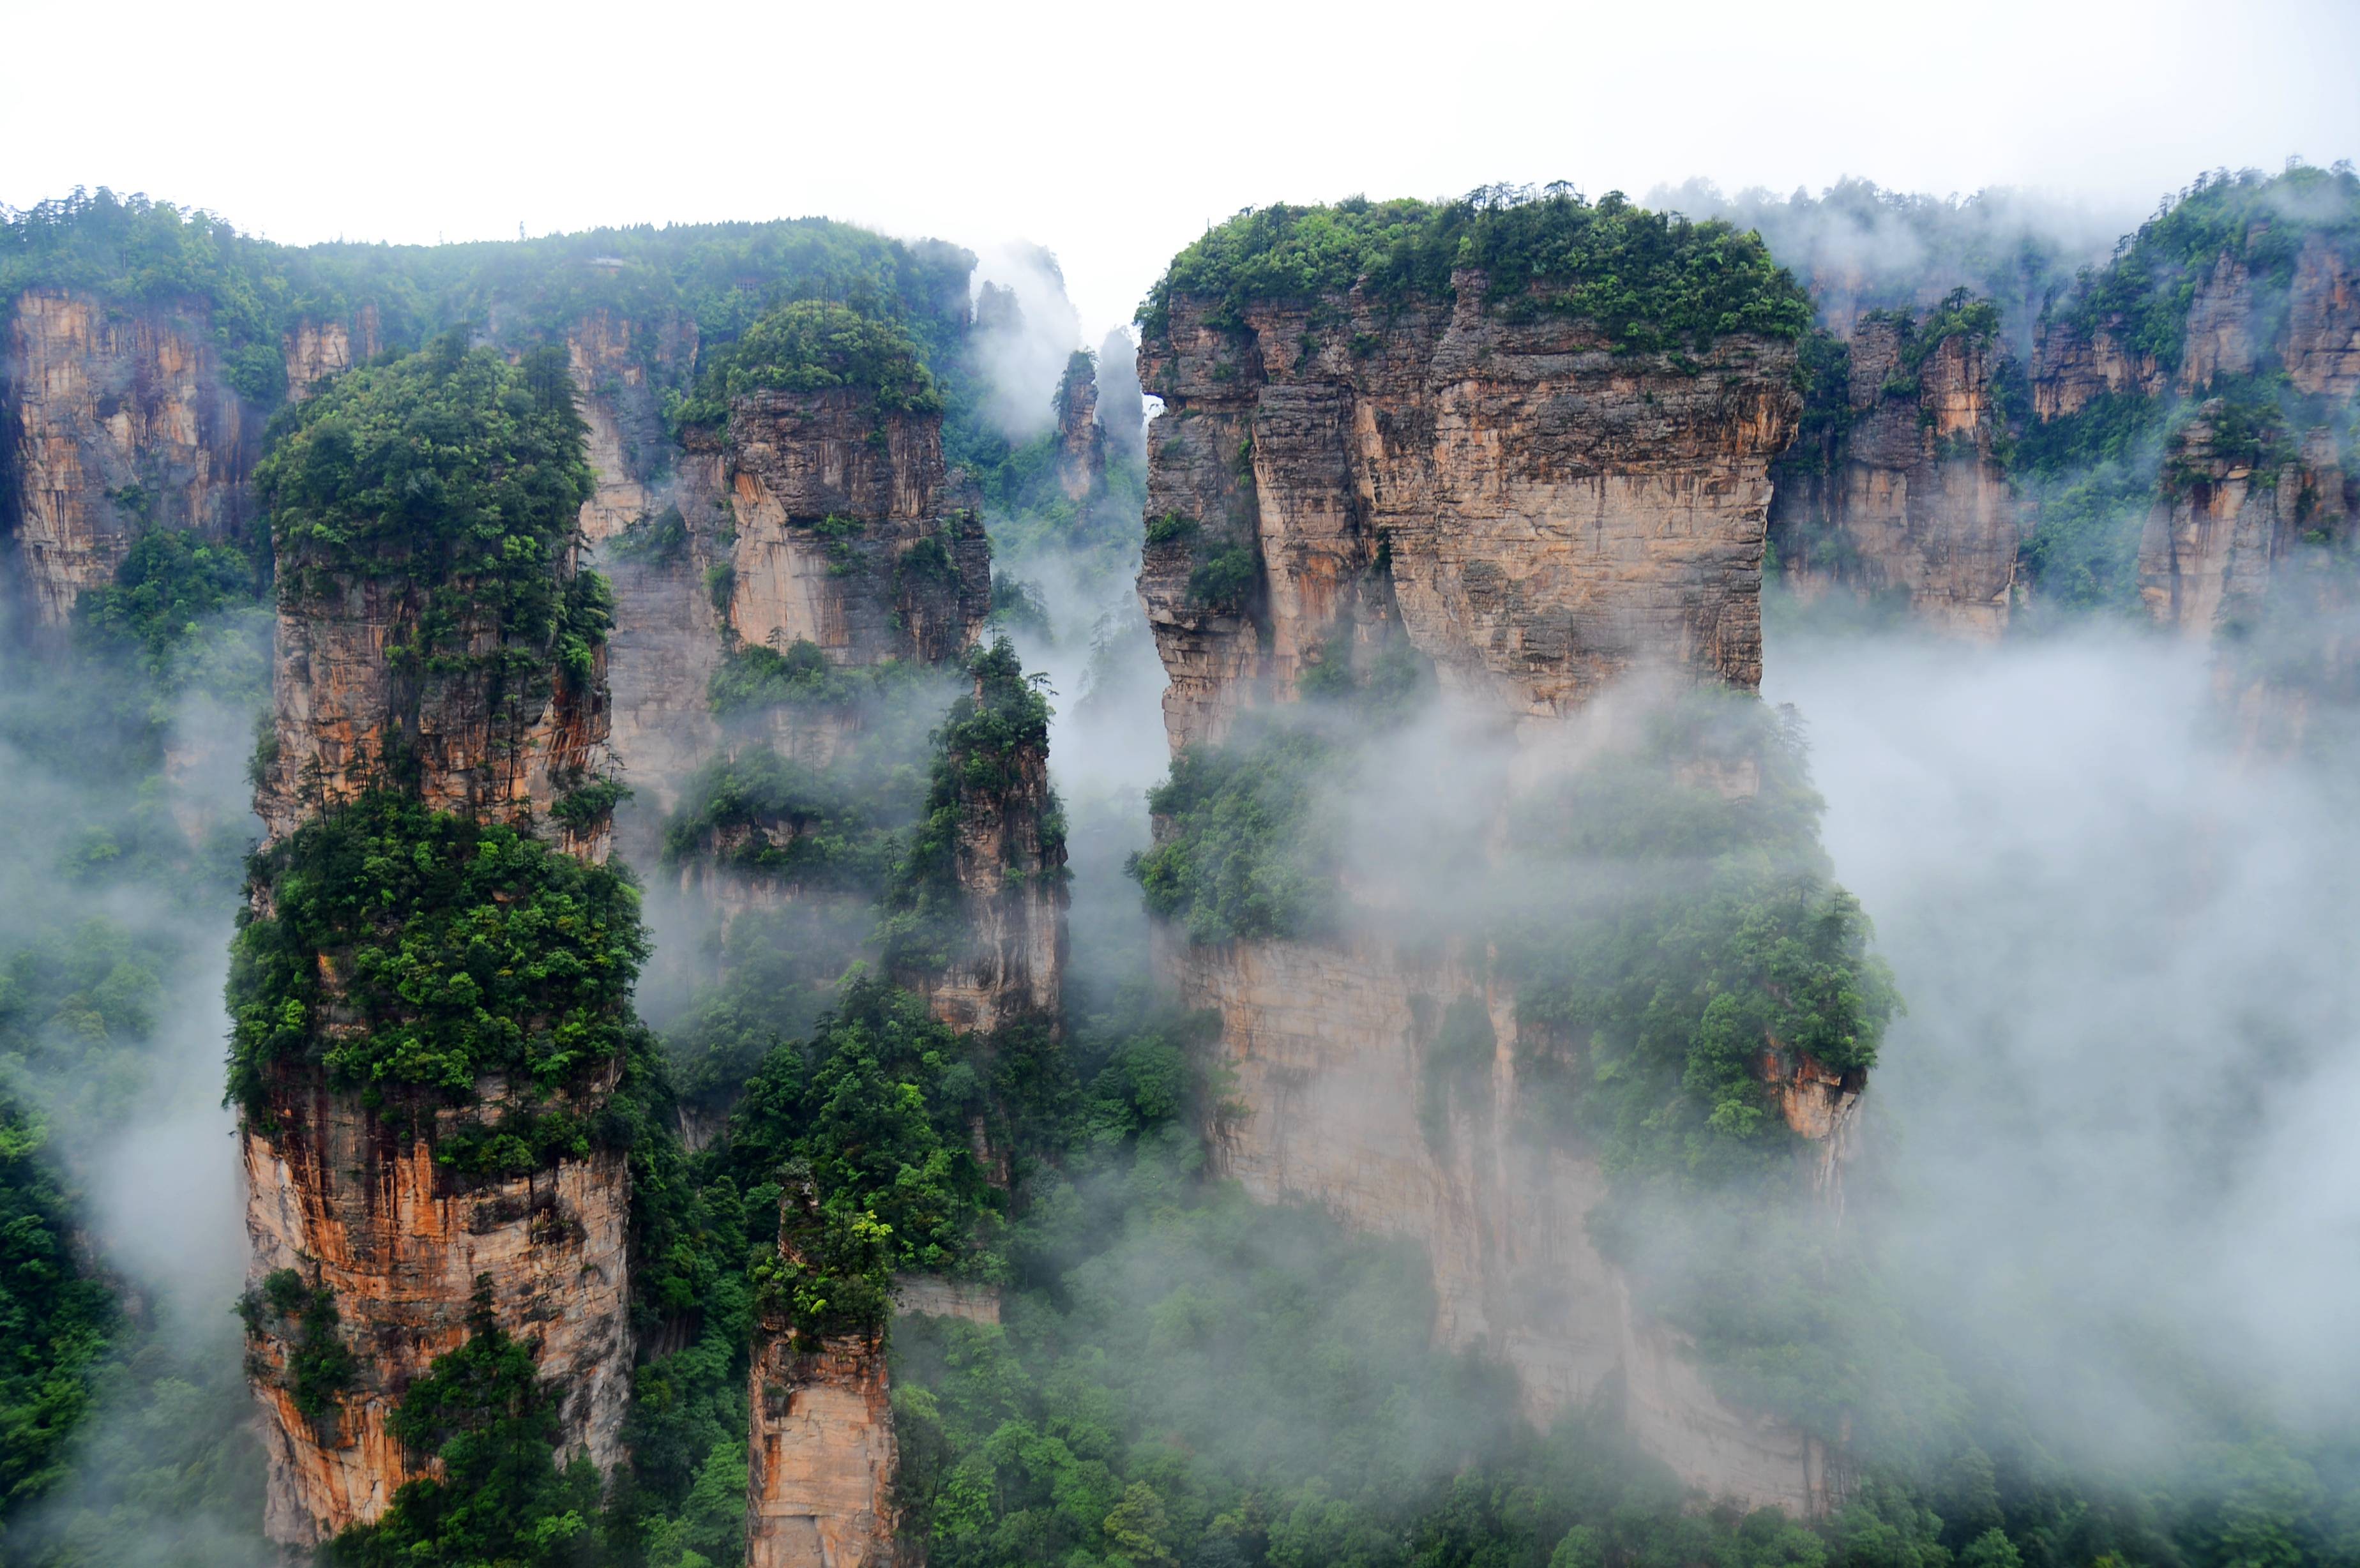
[
  {"x1": 748, "y1": 1197, "x2": 901, "y2": 1568},
  {"x1": 242, "y1": 367, "x2": 632, "y2": 1546},
  {"x1": 252, "y1": 565, "x2": 612, "y2": 852},
  {"x1": 700, "y1": 388, "x2": 989, "y2": 667},
  {"x1": 1136, "y1": 283, "x2": 1857, "y2": 1514},
  {"x1": 568, "y1": 309, "x2": 698, "y2": 546},
  {"x1": 1138, "y1": 275, "x2": 1797, "y2": 749},
  {"x1": 1770, "y1": 317, "x2": 2019, "y2": 637},
  {"x1": 1053, "y1": 349, "x2": 1105, "y2": 502},
  {"x1": 906, "y1": 660, "x2": 1068, "y2": 1036},
  {"x1": 243, "y1": 1081, "x2": 630, "y2": 1542},
  {"x1": 1, "y1": 288, "x2": 257, "y2": 628}
]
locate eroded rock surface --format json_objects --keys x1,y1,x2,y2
[{"x1": 3, "y1": 289, "x2": 255, "y2": 627}]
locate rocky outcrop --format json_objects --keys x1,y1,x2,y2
[
  {"x1": 748, "y1": 1195, "x2": 901, "y2": 1568},
  {"x1": 1167, "y1": 928, "x2": 1842, "y2": 1515},
  {"x1": 909, "y1": 665, "x2": 1067, "y2": 1036},
  {"x1": 1, "y1": 288, "x2": 257, "y2": 628},
  {"x1": 243, "y1": 1082, "x2": 630, "y2": 1542},
  {"x1": 1138, "y1": 275, "x2": 1797, "y2": 748},
  {"x1": 1053, "y1": 349, "x2": 1105, "y2": 502},
  {"x1": 1771, "y1": 317, "x2": 2019, "y2": 637},
  {"x1": 702, "y1": 388, "x2": 988, "y2": 667},
  {"x1": 1137, "y1": 278, "x2": 1865, "y2": 1512},
  {"x1": 243, "y1": 357, "x2": 632, "y2": 1546},
  {"x1": 2137, "y1": 413, "x2": 2352, "y2": 639},
  {"x1": 252, "y1": 565, "x2": 612, "y2": 851}
]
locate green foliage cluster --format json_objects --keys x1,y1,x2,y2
[
  {"x1": 326, "y1": 1283, "x2": 605, "y2": 1568},
  {"x1": 1497, "y1": 696, "x2": 1896, "y2": 1183},
  {"x1": 72, "y1": 528, "x2": 269, "y2": 702},
  {"x1": 1184, "y1": 543, "x2": 1259, "y2": 615},
  {"x1": 608, "y1": 506, "x2": 690, "y2": 566},
  {"x1": 2052, "y1": 165, "x2": 2360, "y2": 372},
  {"x1": 225, "y1": 790, "x2": 648, "y2": 1156},
  {"x1": 1128, "y1": 719, "x2": 1342, "y2": 944},
  {"x1": 662, "y1": 748, "x2": 901, "y2": 887},
  {"x1": 238, "y1": 1269, "x2": 358, "y2": 1420},
  {"x1": 258, "y1": 340, "x2": 607, "y2": 684},
  {"x1": 669, "y1": 300, "x2": 940, "y2": 429},
  {"x1": 0, "y1": 1107, "x2": 114, "y2": 1516},
  {"x1": 881, "y1": 640, "x2": 1063, "y2": 973},
  {"x1": 1142, "y1": 186, "x2": 1812, "y2": 354},
  {"x1": 706, "y1": 638, "x2": 904, "y2": 716}
]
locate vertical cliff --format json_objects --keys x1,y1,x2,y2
[
  {"x1": 1138, "y1": 276, "x2": 1795, "y2": 748},
  {"x1": 1132, "y1": 196, "x2": 1881, "y2": 1515},
  {"x1": 1, "y1": 289, "x2": 258, "y2": 629},
  {"x1": 746, "y1": 1189, "x2": 901, "y2": 1568},
  {"x1": 232, "y1": 343, "x2": 637, "y2": 1547},
  {"x1": 1769, "y1": 306, "x2": 2020, "y2": 635},
  {"x1": 891, "y1": 641, "x2": 1068, "y2": 1034}
]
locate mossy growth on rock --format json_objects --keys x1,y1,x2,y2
[
  {"x1": 668, "y1": 298, "x2": 941, "y2": 429},
  {"x1": 1140, "y1": 184, "x2": 1813, "y2": 352},
  {"x1": 257, "y1": 336, "x2": 608, "y2": 684},
  {"x1": 227, "y1": 790, "x2": 648, "y2": 1147}
]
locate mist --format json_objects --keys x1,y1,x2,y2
[{"x1": 1770, "y1": 624, "x2": 2360, "y2": 1453}]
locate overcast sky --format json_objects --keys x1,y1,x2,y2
[{"x1": 8, "y1": 0, "x2": 2357, "y2": 338}]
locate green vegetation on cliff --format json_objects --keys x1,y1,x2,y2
[
  {"x1": 226, "y1": 790, "x2": 648, "y2": 1152},
  {"x1": 881, "y1": 638, "x2": 1064, "y2": 974},
  {"x1": 1142, "y1": 185, "x2": 1812, "y2": 352},
  {"x1": 2051, "y1": 165, "x2": 2360, "y2": 372},
  {"x1": 258, "y1": 338, "x2": 607, "y2": 678},
  {"x1": 667, "y1": 299, "x2": 942, "y2": 428}
]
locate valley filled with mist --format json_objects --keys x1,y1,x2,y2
[{"x1": 0, "y1": 157, "x2": 2354, "y2": 1568}]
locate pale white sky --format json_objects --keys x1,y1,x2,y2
[{"x1": 8, "y1": 0, "x2": 2357, "y2": 339}]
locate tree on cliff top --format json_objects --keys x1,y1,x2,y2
[
  {"x1": 257, "y1": 338, "x2": 605, "y2": 685},
  {"x1": 1139, "y1": 185, "x2": 1813, "y2": 352},
  {"x1": 667, "y1": 298, "x2": 942, "y2": 428}
]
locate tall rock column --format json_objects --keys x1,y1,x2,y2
[
  {"x1": 746, "y1": 1185, "x2": 900, "y2": 1568},
  {"x1": 232, "y1": 342, "x2": 635, "y2": 1547},
  {"x1": 1132, "y1": 210, "x2": 1891, "y2": 1516}
]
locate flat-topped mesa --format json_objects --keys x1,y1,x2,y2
[
  {"x1": 1769, "y1": 303, "x2": 2020, "y2": 637},
  {"x1": 1137, "y1": 248, "x2": 1803, "y2": 751},
  {"x1": 234, "y1": 342, "x2": 637, "y2": 1548},
  {"x1": 2, "y1": 288, "x2": 261, "y2": 630}
]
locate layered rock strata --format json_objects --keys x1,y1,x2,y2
[
  {"x1": 1769, "y1": 317, "x2": 2019, "y2": 636},
  {"x1": 1, "y1": 288, "x2": 257, "y2": 628},
  {"x1": 693, "y1": 387, "x2": 988, "y2": 668},
  {"x1": 1138, "y1": 275, "x2": 1797, "y2": 750},
  {"x1": 243, "y1": 1081, "x2": 630, "y2": 1542},
  {"x1": 1137, "y1": 281, "x2": 1860, "y2": 1513}
]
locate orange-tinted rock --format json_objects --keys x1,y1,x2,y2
[
  {"x1": 3, "y1": 288, "x2": 255, "y2": 628},
  {"x1": 243, "y1": 1081, "x2": 630, "y2": 1544}
]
